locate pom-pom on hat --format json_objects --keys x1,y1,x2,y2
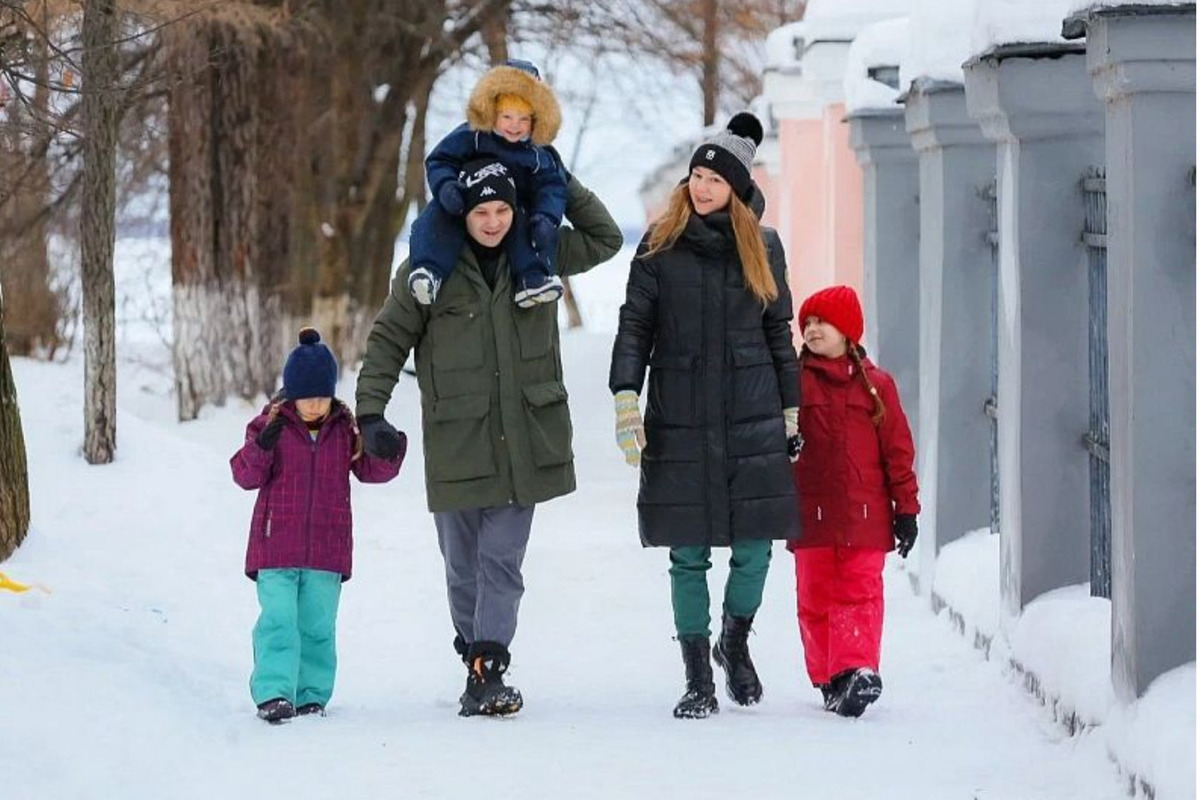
[
  {"x1": 282, "y1": 327, "x2": 338, "y2": 400},
  {"x1": 688, "y1": 111, "x2": 765, "y2": 200},
  {"x1": 799, "y1": 285, "x2": 865, "y2": 345}
]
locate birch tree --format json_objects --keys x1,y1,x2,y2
[{"x1": 80, "y1": 0, "x2": 119, "y2": 463}]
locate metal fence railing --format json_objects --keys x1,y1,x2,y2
[
  {"x1": 983, "y1": 178, "x2": 1000, "y2": 536},
  {"x1": 1082, "y1": 166, "x2": 1112, "y2": 599}
]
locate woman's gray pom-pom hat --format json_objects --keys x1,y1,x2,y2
[{"x1": 688, "y1": 112, "x2": 765, "y2": 200}]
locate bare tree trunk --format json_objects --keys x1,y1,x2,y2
[
  {"x1": 212, "y1": 20, "x2": 264, "y2": 400},
  {"x1": 0, "y1": 286, "x2": 31, "y2": 562},
  {"x1": 80, "y1": 0, "x2": 119, "y2": 463},
  {"x1": 481, "y1": 3, "x2": 510, "y2": 65},
  {"x1": 167, "y1": 24, "x2": 224, "y2": 421},
  {"x1": 282, "y1": 45, "x2": 322, "y2": 348},
  {"x1": 167, "y1": 15, "x2": 295, "y2": 417},
  {"x1": 701, "y1": 0, "x2": 719, "y2": 127},
  {"x1": 310, "y1": 6, "x2": 367, "y2": 363},
  {"x1": 252, "y1": 38, "x2": 295, "y2": 395},
  {"x1": 0, "y1": 4, "x2": 61, "y2": 359}
]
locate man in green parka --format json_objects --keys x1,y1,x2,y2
[{"x1": 355, "y1": 158, "x2": 622, "y2": 717}]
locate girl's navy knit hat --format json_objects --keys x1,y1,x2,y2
[{"x1": 283, "y1": 327, "x2": 338, "y2": 400}]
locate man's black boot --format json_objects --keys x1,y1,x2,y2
[{"x1": 459, "y1": 641, "x2": 523, "y2": 717}]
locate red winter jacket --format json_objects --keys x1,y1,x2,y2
[
  {"x1": 231, "y1": 401, "x2": 403, "y2": 580},
  {"x1": 790, "y1": 352, "x2": 919, "y2": 551}
]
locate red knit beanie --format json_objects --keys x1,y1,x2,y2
[{"x1": 799, "y1": 285, "x2": 864, "y2": 344}]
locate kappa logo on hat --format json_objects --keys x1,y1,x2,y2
[
  {"x1": 480, "y1": 186, "x2": 497, "y2": 196},
  {"x1": 705, "y1": 149, "x2": 715, "y2": 160}
]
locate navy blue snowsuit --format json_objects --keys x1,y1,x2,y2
[{"x1": 410, "y1": 123, "x2": 569, "y2": 288}]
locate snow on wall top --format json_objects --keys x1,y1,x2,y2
[
  {"x1": 899, "y1": 0, "x2": 976, "y2": 88},
  {"x1": 766, "y1": 22, "x2": 807, "y2": 69},
  {"x1": 1068, "y1": 0, "x2": 1195, "y2": 12},
  {"x1": 843, "y1": 17, "x2": 910, "y2": 113},
  {"x1": 765, "y1": 0, "x2": 909, "y2": 70},
  {"x1": 971, "y1": 0, "x2": 1076, "y2": 52}
]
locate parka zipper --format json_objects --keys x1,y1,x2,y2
[
  {"x1": 305, "y1": 436, "x2": 317, "y2": 564},
  {"x1": 303, "y1": 412, "x2": 335, "y2": 566},
  {"x1": 700, "y1": 250, "x2": 711, "y2": 542}
]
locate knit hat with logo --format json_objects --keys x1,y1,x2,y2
[
  {"x1": 282, "y1": 327, "x2": 338, "y2": 400},
  {"x1": 459, "y1": 158, "x2": 517, "y2": 212},
  {"x1": 799, "y1": 285, "x2": 865, "y2": 344},
  {"x1": 688, "y1": 112, "x2": 765, "y2": 200}
]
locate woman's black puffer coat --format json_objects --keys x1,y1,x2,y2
[{"x1": 609, "y1": 209, "x2": 800, "y2": 548}]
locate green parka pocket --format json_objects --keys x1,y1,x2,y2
[
  {"x1": 522, "y1": 381, "x2": 574, "y2": 467},
  {"x1": 427, "y1": 394, "x2": 496, "y2": 481}
]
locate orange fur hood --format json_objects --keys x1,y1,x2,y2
[{"x1": 467, "y1": 65, "x2": 561, "y2": 146}]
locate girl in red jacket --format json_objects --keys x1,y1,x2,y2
[{"x1": 790, "y1": 286, "x2": 919, "y2": 718}]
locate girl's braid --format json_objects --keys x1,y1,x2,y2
[{"x1": 847, "y1": 344, "x2": 886, "y2": 426}]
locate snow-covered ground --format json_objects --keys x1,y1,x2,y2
[
  {"x1": 931, "y1": 533, "x2": 1197, "y2": 800},
  {"x1": 1, "y1": 238, "x2": 1176, "y2": 800}
]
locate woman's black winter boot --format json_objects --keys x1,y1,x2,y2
[
  {"x1": 712, "y1": 612, "x2": 763, "y2": 706},
  {"x1": 673, "y1": 636, "x2": 719, "y2": 719}
]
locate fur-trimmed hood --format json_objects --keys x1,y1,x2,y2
[{"x1": 467, "y1": 65, "x2": 561, "y2": 146}]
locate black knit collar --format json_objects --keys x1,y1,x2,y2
[
  {"x1": 468, "y1": 236, "x2": 505, "y2": 264},
  {"x1": 681, "y1": 210, "x2": 736, "y2": 254}
]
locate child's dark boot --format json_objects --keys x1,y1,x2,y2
[
  {"x1": 256, "y1": 697, "x2": 296, "y2": 724},
  {"x1": 830, "y1": 667, "x2": 883, "y2": 718}
]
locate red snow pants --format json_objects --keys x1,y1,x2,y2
[{"x1": 793, "y1": 546, "x2": 887, "y2": 685}]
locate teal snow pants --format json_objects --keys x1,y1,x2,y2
[{"x1": 250, "y1": 568, "x2": 342, "y2": 707}]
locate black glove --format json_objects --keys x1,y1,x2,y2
[
  {"x1": 358, "y1": 414, "x2": 403, "y2": 460},
  {"x1": 437, "y1": 181, "x2": 466, "y2": 217},
  {"x1": 528, "y1": 213, "x2": 557, "y2": 254},
  {"x1": 255, "y1": 414, "x2": 287, "y2": 450},
  {"x1": 894, "y1": 514, "x2": 918, "y2": 559},
  {"x1": 787, "y1": 433, "x2": 803, "y2": 463}
]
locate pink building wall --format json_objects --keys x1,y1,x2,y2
[
  {"x1": 824, "y1": 103, "x2": 865, "y2": 300},
  {"x1": 777, "y1": 105, "x2": 864, "y2": 337},
  {"x1": 753, "y1": 165, "x2": 781, "y2": 230}
]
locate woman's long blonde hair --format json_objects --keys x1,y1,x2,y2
[{"x1": 642, "y1": 183, "x2": 777, "y2": 304}]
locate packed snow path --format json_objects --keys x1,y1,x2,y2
[{"x1": 2, "y1": 332, "x2": 1128, "y2": 800}]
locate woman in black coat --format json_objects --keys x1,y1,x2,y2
[{"x1": 609, "y1": 113, "x2": 801, "y2": 719}]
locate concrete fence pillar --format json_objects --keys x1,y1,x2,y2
[
  {"x1": 904, "y1": 80, "x2": 996, "y2": 591},
  {"x1": 1075, "y1": 4, "x2": 1197, "y2": 700},
  {"x1": 849, "y1": 108, "x2": 921, "y2": 445},
  {"x1": 963, "y1": 44, "x2": 1104, "y2": 621}
]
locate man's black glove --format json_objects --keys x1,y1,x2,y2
[
  {"x1": 358, "y1": 414, "x2": 404, "y2": 460},
  {"x1": 893, "y1": 514, "x2": 918, "y2": 559},
  {"x1": 437, "y1": 181, "x2": 466, "y2": 217},
  {"x1": 255, "y1": 414, "x2": 287, "y2": 451}
]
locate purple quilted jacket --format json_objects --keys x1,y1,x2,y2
[{"x1": 230, "y1": 401, "x2": 404, "y2": 581}]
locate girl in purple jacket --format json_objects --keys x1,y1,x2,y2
[{"x1": 231, "y1": 328, "x2": 405, "y2": 723}]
